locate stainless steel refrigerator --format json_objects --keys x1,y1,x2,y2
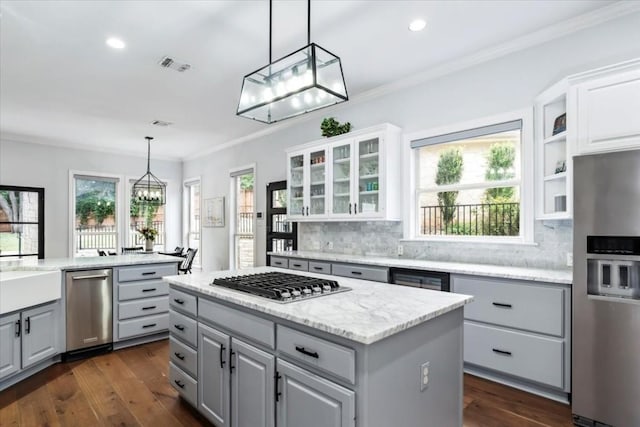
[{"x1": 573, "y1": 149, "x2": 640, "y2": 427}]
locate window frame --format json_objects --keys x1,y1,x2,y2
[
  {"x1": 403, "y1": 108, "x2": 535, "y2": 244},
  {"x1": 69, "y1": 171, "x2": 124, "y2": 257},
  {"x1": 183, "y1": 176, "x2": 202, "y2": 269},
  {"x1": 0, "y1": 185, "x2": 45, "y2": 259}
]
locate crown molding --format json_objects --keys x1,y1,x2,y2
[
  {"x1": 0, "y1": 132, "x2": 182, "y2": 162},
  {"x1": 183, "y1": 1, "x2": 640, "y2": 161}
]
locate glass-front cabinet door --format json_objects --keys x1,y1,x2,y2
[
  {"x1": 357, "y1": 136, "x2": 381, "y2": 216},
  {"x1": 288, "y1": 153, "x2": 305, "y2": 218},
  {"x1": 331, "y1": 142, "x2": 352, "y2": 215},
  {"x1": 308, "y1": 149, "x2": 327, "y2": 216}
]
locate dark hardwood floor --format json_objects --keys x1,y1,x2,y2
[{"x1": 0, "y1": 340, "x2": 572, "y2": 426}]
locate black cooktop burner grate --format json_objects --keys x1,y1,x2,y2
[{"x1": 211, "y1": 272, "x2": 350, "y2": 303}]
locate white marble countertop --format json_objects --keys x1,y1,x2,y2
[
  {"x1": 268, "y1": 251, "x2": 573, "y2": 285},
  {"x1": 0, "y1": 254, "x2": 181, "y2": 272},
  {"x1": 164, "y1": 266, "x2": 473, "y2": 345}
]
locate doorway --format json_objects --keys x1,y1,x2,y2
[{"x1": 230, "y1": 167, "x2": 255, "y2": 269}]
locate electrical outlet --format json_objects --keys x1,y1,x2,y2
[
  {"x1": 397, "y1": 244, "x2": 404, "y2": 256},
  {"x1": 420, "y1": 361, "x2": 430, "y2": 391},
  {"x1": 326, "y1": 241, "x2": 333, "y2": 250},
  {"x1": 567, "y1": 252, "x2": 573, "y2": 267}
]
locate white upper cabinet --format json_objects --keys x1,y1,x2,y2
[
  {"x1": 568, "y1": 59, "x2": 640, "y2": 155},
  {"x1": 287, "y1": 123, "x2": 402, "y2": 222}
]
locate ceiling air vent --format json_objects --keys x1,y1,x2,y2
[
  {"x1": 151, "y1": 120, "x2": 173, "y2": 127},
  {"x1": 158, "y1": 56, "x2": 191, "y2": 72}
]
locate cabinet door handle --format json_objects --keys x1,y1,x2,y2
[
  {"x1": 229, "y1": 350, "x2": 236, "y2": 373},
  {"x1": 301, "y1": 206, "x2": 305, "y2": 216},
  {"x1": 15, "y1": 320, "x2": 21, "y2": 337},
  {"x1": 492, "y1": 302, "x2": 513, "y2": 309},
  {"x1": 142, "y1": 272, "x2": 156, "y2": 276},
  {"x1": 354, "y1": 203, "x2": 357, "y2": 214},
  {"x1": 306, "y1": 206, "x2": 309, "y2": 216},
  {"x1": 295, "y1": 346, "x2": 319, "y2": 358},
  {"x1": 174, "y1": 379, "x2": 185, "y2": 389},
  {"x1": 25, "y1": 317, "x2": 31, "y2": 334},
  {"x1": 492, "y1": 348, "x2": 512, "y2": 356},
  {"x1": 173, "y1": 298, "x2": 185, "y2": 305},
  {"x1": 349, "y1": 203, "x2": 352, "y2": 214},
  {"x1": 142, "y1": 288, "x2": 157, "y2": 293},
  {"x1": 174, "y1": 324, "x2": 185, "y2": 331},
  {"x1": 220, "y1": 344, "x2": 226, "y2": 368},
  {"x1": 142, "y1": 323, "x2": 157, "y2": 329},
  {"x1": 142, "y1": 306, "x2": 156, "y2": 311},
  {"x1": 174, "y1": 352, "x2": 185, "y2": 361},
  {"x1": 274, "y1": 372, "x2": 282, "y2": 402}
]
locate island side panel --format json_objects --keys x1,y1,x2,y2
[{"x1": 358, "y1": 308, "x2": 464, "y2": 427}]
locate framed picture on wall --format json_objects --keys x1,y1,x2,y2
[{"x1": 204, "y1": 197, "x2": 224, "y2": 227}]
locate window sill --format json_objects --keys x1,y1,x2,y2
[{"x1": 400, "y1": 236, "x2": 538, "y2": 246}]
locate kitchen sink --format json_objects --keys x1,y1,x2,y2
[{"x1": 0, "y1": 270, "x2": 62, "y2": 315}]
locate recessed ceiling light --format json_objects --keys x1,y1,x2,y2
[
  {"x1": 408, "y1": 19, "x2": 426, "y2": 32},
  {"x1": 106, "y1": 37, "x2": 126, "y2": 49}
]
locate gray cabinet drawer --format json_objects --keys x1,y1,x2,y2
[
  {"x1": 170, "y1": 310, "x2": 198, "y2": 347},
  {"x1": 308, "y1": 261, "x2": 331, "y2": 274},
  {"x1": 169, "y1": 287, "x2": 197, "y2": 317},
  {"x1": 118, "y1": 313, "x2": 169, "y2": 340},
  {"x1": 277, "y1": 325, "x2": 355, "y2": 384},
  {"x1": 119, "y1": 280, "x2": 169, "y2": 301},
  {"x1": 170, "y1": 361, "x2": 198, "y2": 407},
  {"x1": 270, "y1": 257, "x2": 289, "y2": 268},
  {"x1": 452, "y1": 275, "x2": 565, "y2": 337},
  {"x1": 199, "y1": 298, "x2": 274, "y2": 349},
  {"x1": 331, "y1": 263, "x2": 389, "y2": 282},
  {"x1": 464, "y1": 321, "x2": 564, "y2": 389},
  {"x1": 288, "y1": 260, "x2": 308, "y2": 272},
  {"x1": 118, "y1": 296, "x2": 169, "y2": 320},
  {"x1": 170, "y1": 336, "x2": 197, "y2": 378},
  {"x1": 118, "y1": 263, "x2": 177, "y2": 282}
]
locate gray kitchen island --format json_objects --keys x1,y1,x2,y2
[{"x1": 164, "y1": 266, "x2": 473, "y2": 427}]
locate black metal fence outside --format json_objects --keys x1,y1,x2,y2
[{"x1": 420, "y1": 202, "x2": 520, "y2": 236}]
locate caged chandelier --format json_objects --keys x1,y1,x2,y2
[
  {"x1": 131, "y1": 136, "x2": 166, "y2": 205},
  {"x1": 236, "y1": 0, "x2": 348, "y2": 124}
]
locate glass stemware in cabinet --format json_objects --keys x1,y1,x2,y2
[{"x1": 333, "y1": 144, "x2": 351, "y2": 214}]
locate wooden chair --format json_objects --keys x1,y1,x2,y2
[
  {"x1": 121, "y1": 246, "x2": 144, "y2": 254},
  {"x1": 178, "y1": 248, "x2": 198, "y2": 274}
]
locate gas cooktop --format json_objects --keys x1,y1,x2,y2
[{"x1": 211, "y1": 272, "x2": 351, "y2": 303}]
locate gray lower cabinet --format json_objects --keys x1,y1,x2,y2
[
  {"x1": 198, "y1": 322, "x2": 231, "y2": 426},
  {"x1": 0, "y1": 313, "x2": 21, "y2": 380},
  {"x1": 0, "y1": 300, "x2": 62, "y2": 381},
  {"x1": 277, "y1": 359, "x2": 355, "y2": 427},
  {"x1": 231, "y1": 338, "x2": 275, "y2": 427}
]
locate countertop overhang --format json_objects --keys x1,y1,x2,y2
[
  {"x1": 268, "y1": 250, "x2": 572, "y2": 285},
  {"x1": 164, "y1": 266, "x2": 473, "y2": 345},
  {"x1": 0, "y1": 254, "x2": 182, "y2": 272}
]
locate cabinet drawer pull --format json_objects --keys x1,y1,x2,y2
[
  {"x1": 492, "y1": 348, "x2": 512, "y2": 356},
  {"x1": 313, "y1": 266, "x2": 323, "y2": 270},
  {"x1": 220, "y1": 344, "x2": 226, "y2": 368},
  {"x1": 492, "y1": 302, "x2": 513, "y2": 309},
  {"x1": 295, "y1": 346, "x2": 319, "y2": 358},
  {"x1": 293, "y1": 263, "x2": 302, "y2": 267},
  {"x1": 142, "y1": 323, "x2": 157, "y2": 329},
  {"x1": 351, "y1": 271, "x2": 362, "y2": 276},
  {"x1": 15, "y1": 320, "x2": 21, "y2": 337},
  {"x1": 142, "y1": 288, "x2": 157, "y2": 293},
  {"x1": 174, "y1": 352, "x2": 185, "y2": 361},
  {"x1": 274, "y1": 261, "x2": 283, "y2": 266},
  {"x1": 173, "y1": 298, "x2": 185, "y2": 305},
  {"x1": 174, "y1": 324, "x2": 185, "y2": 331},
  {"x1": 142, "y1": 306, "x2": 156, "y2": 311},
  {"x1": 142, "y1": 272, "x2": 156, "y2": 276},
  {"x1": 174, "y1": 379, "x2": 185, "y2": 389}
]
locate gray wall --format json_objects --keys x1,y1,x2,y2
[
  {"x1": 183, "y1": 12, "x2": 640, "y2": 272},
  {"x1": 0, "y1": 139, "x2": 183, "y2": 258}
]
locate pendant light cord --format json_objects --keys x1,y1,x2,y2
[
  {"x1": 145, "y1": 137, "x2": 153, "y2": 173},
  {"x1": 268, "y1": 0, "x2": 311, "y2": 63},
  {"x1": 307, "y1": 0, "x2": 311, "y2": 45},
  {"x1": 269, "y1": 0, "x2": 272, "y2": 63}
]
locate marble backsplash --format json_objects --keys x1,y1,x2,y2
[{"x1": 298, "y1": 220, "x2": 573, "y2": 270}]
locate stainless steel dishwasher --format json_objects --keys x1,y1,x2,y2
[{"x1": 65, "y1": 269, "x2": 113, "y2": 356}]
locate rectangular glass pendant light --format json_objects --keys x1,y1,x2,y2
[{"x1": 237, "y1": 43, "x2": 348, "y2": 124}]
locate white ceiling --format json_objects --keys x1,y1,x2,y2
[{"x1": 0, "y1": 0, "x2": 621, "y2": 160}]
